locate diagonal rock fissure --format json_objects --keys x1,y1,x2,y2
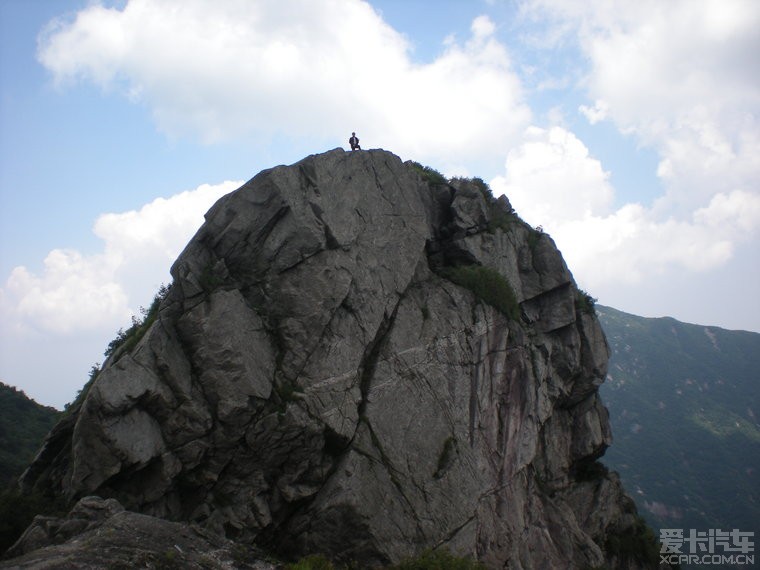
[
  {"x1": 265, "y1": 288, "x2": 410, "y2": 533},
  {"x1": 361, "y1": 417, "x2": 422, "y2": 526},
  {"x1": 355, "y1": 294, "x2": 405, "y2": 423},
  {"x1": 434, "y1": 513, "x2": 477, "y2": 549},
  {"x1": 281, "y1": 274, "x2": 356, "y2": 386}
]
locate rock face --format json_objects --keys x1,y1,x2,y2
[
  {"x1": 17, "y1": 149, "x2": 656, "y2": 568},
  {"x1": 2, "y1": 496, "x2": 275, "y2": 569}
]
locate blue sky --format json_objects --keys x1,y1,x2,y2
[{"x1": 1, "y1": 0, "x2": 758, "y2": 408}]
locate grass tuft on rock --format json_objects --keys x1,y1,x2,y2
[
  {"x1": 391, "y1": 549, "x2": 486, "y2": 570},
  {"x1": 104, "y1": 283, "x2": 171, "y2": 359},
  {"x1": 287, "y1": 549, "x2": 485, "y2": 570},
  {"x1": 440, "y1": 265, "x2": 520, "y2": 320}
]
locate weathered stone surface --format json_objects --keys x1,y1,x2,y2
[
  {"x1": 1, "y1": 496, "x2": 275, "y2": 569},
  {"x1": 14, "y1": 149, "x2": 659, "y2": 569},
  {"x1": 449, "y1": 180, "x2": 489, "y2": 233}
]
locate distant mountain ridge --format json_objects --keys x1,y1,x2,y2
[
  {"x1": 597, "y1": 305, "x2": 760, "y2": 539},
  {"x1": 0, "y1": 382, "x2": 60, "y2": 487}
]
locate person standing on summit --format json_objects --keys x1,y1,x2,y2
[{"x1": 349, "y1": 132, "x2": 361, "y2": 151}]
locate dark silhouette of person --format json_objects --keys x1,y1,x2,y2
[{"x1": 349, "y1": 132, "x2": 361, "y2": 151}]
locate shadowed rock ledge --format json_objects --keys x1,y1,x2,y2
[{"x1": 11, "y1": 149, "x2": 659, "y2": 569}]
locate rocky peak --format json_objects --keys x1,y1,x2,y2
[{"x1": 14, "y1": 149, "x2": 658, "y2": 568}]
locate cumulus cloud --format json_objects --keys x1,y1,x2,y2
[
  {"x1": 37, "y1": 0, "x2": 531, "y2": 166},
  {"x1": 493, "y1": 126, "x2": 614, "y2": 221},
  {"x1": 492, "y1": 126, "x2": 760, "y2": 290},
  {"x1": 522, "y1": 0, "x2": 760, "y2": 215},
  {"x1": 0, "y1": 181, "x2": 238, "y2": 335},
  {"x1": 578, "y1": 99, "x2": 608, "y2": 124},
  {"x1": 93, "y1": 183, "x2": 236, "y2": 264},
  {"x1": 4, "y1": 250, "x2": 128, "y2": 335}
]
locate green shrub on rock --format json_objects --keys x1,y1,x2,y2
[
  {"x1": 440, "y1": 265, "x2": 520, "y2": 320},
  {"x1": 409, "y1": 161, "x2": 448, "y2": 185},
  {"x1": 287, "y1": 549, "x2": 485, "y2": 570},
  {"x1": 286, "y1": 554, "x2": 336, "y2": 570},
  {"x1": 391, "y1": 549, "x2": 486, "y2": 570}
]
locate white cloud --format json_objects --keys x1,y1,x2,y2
[
  {"x1": 578, "y1": 99, "x2": 607, "y2": 124},
  {"x1": 94, "y1": 183, "x2": 235, "y2": 263},
  {"x1": 37, "y1": 0, "x2": 531, "y2": 166},
  {"x1": 694, "y1": 190, "x2": 760, "y2": 234},
  {"x1": 521, "y1": 0, "x2": 760, "y2": 216},
  {"x1": 471, "y1": 14, "x2": 496, "y2": 38},
  {"x1": 493, "y1": 126, "x2": 614, "y2": 221},
  {"x1": 0, "y1": 180, "x2": 238, "y2": 335},
  {"x1": 4, "y1": 250, "x2": 128, "y2": 335},
  {"x1": 491, "y1": 126, "x2": 760, "y2": 290}
]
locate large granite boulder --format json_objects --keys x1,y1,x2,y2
[{"x1": 14, "y1": 149, "x2": 658, "y2": 569}]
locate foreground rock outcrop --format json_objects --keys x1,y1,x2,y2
[
  {"x1": 14, "y1": 149, "x2": 658, "y2": 568},
  {"x1": 2, "y1": 496, "x2": 275, "y2": 569}
]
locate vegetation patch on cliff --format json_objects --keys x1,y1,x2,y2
[
  {"x1": 604, "y1": 514, "x2": 660, "y2": 566},
  {"x1": 286, "y1": 549, "x2": 486, "y2": 570},
  {"x1": 439, "y1": 265, "x2": 520, "y2": 320},
  {"x1": 575, "y1": 289, "x2": 597, "y2": 316},
  {"x1": 409, "y1": 161, "x2": 447, "y2": 185},
  {"x1": 104, "y1": 284, "x2": 171, "y2": 358}
]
